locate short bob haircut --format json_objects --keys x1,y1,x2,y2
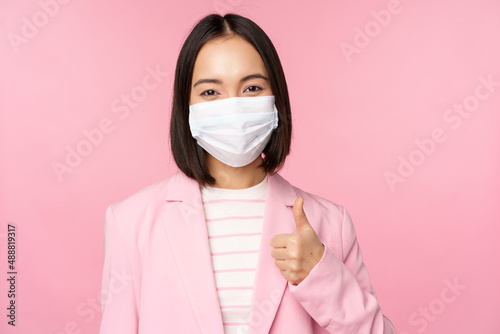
[{"x1": 170, "y1": 13, "x2": 292, "y2": 187}]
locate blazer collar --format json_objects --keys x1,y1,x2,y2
[
  {"x1": 161, "y1": 170, "x2": 299, "y2": 334},
  {"x1": 164, "y1": 170, "x2": 297, "y2": 208}
]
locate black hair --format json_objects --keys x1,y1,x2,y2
[{"x1": 170, "y1": 13, "x2": 292, "y2": 186}]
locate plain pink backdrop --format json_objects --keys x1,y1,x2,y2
[{"x1": 1, "y1": 0, "x2": 499, "y2": 333}]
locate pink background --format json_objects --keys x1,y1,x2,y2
[{"x1": 1, "y1": 0, "x2": 499, "y2": 333}]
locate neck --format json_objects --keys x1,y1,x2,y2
[{"x1": 206, "y1": 154, "x2": 267, "y2": 189}]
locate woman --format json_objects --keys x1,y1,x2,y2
[{"x1": 99, "y1": 13, "x2": 397, "y2": 334}]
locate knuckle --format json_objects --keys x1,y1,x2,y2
[
  {"x1": 288, "y1": 248, "x2": 299, "y2": 259},
  {"x1": 289, "y1": 261, "x2": 300, "y2": 272},
  {"x1": 289, "y1": 273, "x2": 299, "y2": 284}
]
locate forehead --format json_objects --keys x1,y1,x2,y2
[{"x1": 192, "y1": 35, "x2": 267, "y2": 79}]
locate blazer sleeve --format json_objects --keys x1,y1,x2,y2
[
  {"x1": 99, "y1": 205, "x2": 139, "y2": 334},
  {"x1": 287, "y1": 206, "x2": 397, "y2": 334}
]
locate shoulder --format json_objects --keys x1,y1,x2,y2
[
  {"x1": 280, "y1": 175, "x2": 352, "y2": 256},
  {"x1": 106, "y1": 171, "x2": 180, "y2": 225},
  {"x1": 288, "y1": 179, "x2": 347, "y2": 224}
]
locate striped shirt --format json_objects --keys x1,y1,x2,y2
[{"x1": 200, "y1": 175, "x2": 268, "y2": 334}]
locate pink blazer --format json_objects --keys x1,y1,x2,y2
[{"x1": 99, "y1": 171, "x2": 397, "y2": 334}]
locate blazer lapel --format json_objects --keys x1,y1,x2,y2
[
  {"x1": 161, "y1": 172, "x2": 225, "y2": 334},
  {"x1": 160, "y1": 171, "x2": 298, "y2": 334},
  {"x1": 247, "y1": 172, "x2": 298, "y2": 334}
]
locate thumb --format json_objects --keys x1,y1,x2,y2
[{"x1": 293, "y1": 197, "x2": 310, "y2": 231}]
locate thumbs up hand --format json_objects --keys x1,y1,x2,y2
[{"x1": 270, "y1": 197, "x2": 326, "y2": 285}]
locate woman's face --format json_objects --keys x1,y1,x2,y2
[{"x1": 189, "y1": 35, "x2": 273, "y2": 105}]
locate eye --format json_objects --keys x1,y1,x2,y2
[
  {"x1": 200, "y1": 89, "x2": 218, "y2": 96},
  {"x1": 244, "y1": 85, "x2": 263, "y2": 93}
]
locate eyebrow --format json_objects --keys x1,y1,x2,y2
[{"x1": 192, "y1": 73, "x2": 269, "y2": 87}]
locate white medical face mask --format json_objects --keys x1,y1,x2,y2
[{"x1": 188, "y1": 95, "x2": 279, "y2": 167}]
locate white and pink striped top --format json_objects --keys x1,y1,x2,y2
[{"x1": 200, "y1": 174, "x2": 268, "y2": 334}]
